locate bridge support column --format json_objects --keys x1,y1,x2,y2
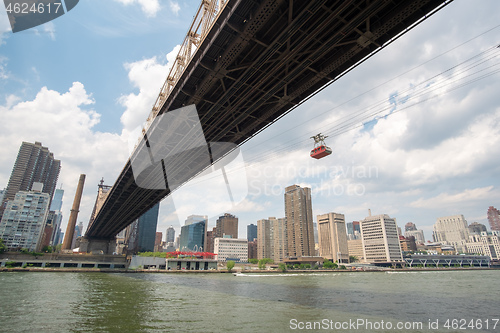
[{"x1": 80, "y1": 237, "x2": 116, "y2": 255}]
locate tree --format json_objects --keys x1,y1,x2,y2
[
  {"x1": 226, "y1": 260, "x2": 235, "y2": 272},
  {"x1": 248, "y1": 258, "x2": 259, "y2": 264},
  {"x1": 278, "y1": 263, "x2": 287, "y2": 272},
  {"x1": 349, "y1": 255, "x2": 358, "y2": 263},
  {"x1": 0, "y1": 239, "x2": 6, "y2": 254},
  {"x1": 323, "y1": 260, "x2": 338, "y2": 269}
]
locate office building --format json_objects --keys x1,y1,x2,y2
[
  {"x1": 399, "y1": 235, "x2": 417, "y2": 252},
  {"x1": 346, "y1": 221, "x2": 361, "y2": 240},
  {"x1": 347, "y1": 239, "x2": 364, "y2": 262},
  {"x1": 215, "y1": 213, "x2": 238, "y2": 239},
  {"x1": 404, "y1": 229, "x2": 425, "y2": 244},
  {"x1": 360, "y1": 213, "x2": 403, "y2": 263},
  {"x1": 179, "y1": 219, "x2": 206, "y2": 251},
  {"x1": 247, "y1": 223, "x2": 257, "y2": 241},
  {"x1": 0, "y1": 189, "x2": 5, "y2": 207},
  {"x1": 185, "y1": 215, "x2": 208, "y2": 226},
  {"x1": 317, "y1": 212, "x2": 349, "y2": 263},
  {"x1": 284, "y1": 185, "x2": 314, "y2": 257},
  {"x1": 214, "y1": 237, "x2": 248, "y2": 262},
  {"x1": 1, "y1": 142, "x2": 60, "y2": 219},
  {"x1": 124, "y1": 203, "x2": 160, "y2": 253},
  {"x1": 0, "y1": 183, "x2": 51, "y2": 251},
  {"x1": 248, "y1": 239, "x2": 257, "y2": 260},
  {"x1": 465, "y1": 231, "x2": 500, "y2": 260},
  {"x1": 487, "y1": 206, "x2": 500, "y2": 231},
  {"x1": 166, "y1": 226, "x2": 175, "y2": 243},
  {"x1": 432, "y1": 214, "x2": 469, "y2": 251},
  {"x1": 206, "y1": 227, "x2": 216, "y2": 253}
]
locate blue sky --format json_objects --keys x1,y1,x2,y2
[{"x1": 1, "y1": 0, "x2": 500, "y2": 243}]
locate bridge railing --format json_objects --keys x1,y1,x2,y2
[{"x1": 144, "y1": 0, "x2": 229, "y2": 134}]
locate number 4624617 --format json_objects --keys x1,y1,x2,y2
[{"x1": 5, "y1": 2, "x2": 62, "y2": 14}]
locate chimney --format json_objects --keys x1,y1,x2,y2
[{"x1": 62, "y1": 174, "x2": 86, "y2": 251}]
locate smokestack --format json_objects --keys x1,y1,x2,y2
[
  {"x1": 368, "y1": 209, "x2": 372, "y2": 217},
  {"x1": 62, "y1": 174, "x2": 86, "y2": 251}
]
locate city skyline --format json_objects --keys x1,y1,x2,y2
[{"x1": 0, "y1": 1, "x2": 499, "y2": 243}]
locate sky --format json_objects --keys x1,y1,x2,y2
[{"x1": 0, "y1": 0, "x2": 499, "y2": 243}]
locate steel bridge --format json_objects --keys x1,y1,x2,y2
[{"x1": 83, "y1": 0, "x2": 453, "y2": 250}]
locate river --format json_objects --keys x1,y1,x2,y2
[{"x1": 0, "y1": 270, "x2": 499, "y2": 332}]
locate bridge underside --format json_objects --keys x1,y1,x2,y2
[{"x1": 86, "y1": 0, "x2": 452, "y2": 240}]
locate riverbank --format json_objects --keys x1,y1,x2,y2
[{"x1": 1, "y1": 266, "x2": 498, "y2": 273}]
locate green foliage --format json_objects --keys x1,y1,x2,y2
[
  {"x1": 257, "y1": 258, "x2": 273, "y2": 270},
  {"x1": 137, "y1": 252, "x2": 166, "y2": 257},
  {"x1": 349, "y1": 255, "x2": 358, "y2": 263},
  {"x1": 293, "y1": 264, "x2": 300, "y2": 269},
  {"x1": 248, "y1": 259, "x2": 259, "y2": 264},
  {"x1": 304, "y1": 264, "x2": 311, "y2": 269},
  {"x1": 340, "y1": 265, "x2": 346, "y2": 270},
  {"x1": 226, "y1": 260, "x2": 235, "y2": 272},
  {"x1": 299, "y1": 263, "x2": 305, "y2": 270},
  {"x1": 42, "y1": 245, "x2": 53, "y2": 253},
  {"x1": 0, "y1": 238, "x2": 6, "y2": 254},
  {"x1": 323, "y1": 260, "x2": 338, "y2": 269},
  {"x1": 278, "y1": 263, "x2": 287, "y2": 272},
  {"x1": 5, "y1": 261, "x2": 16, "y2": 268}
]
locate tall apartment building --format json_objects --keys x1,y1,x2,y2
[
  {"x1": 405, "y1": 222, "x2": 417, "y2": 231},
  {"x1": 432, "y1": 214, "x2": 469, "y2": 251},
  {"x1": 1, "y1": 142, "x2": 60, "y2": 219},
  {"x1": 487, "y1": 206, "x2": 500, "y2": 231},
  {"x1": 247, "y1": 223, "x2": 257, "y2": 241},
  {"x1": 360, "y1": 213, "x2": 403, "y2": 263},
  {"x1": 257, "y1": 218, "x2": 273, "y2": 259},
  {"x1": 284, "y1": 185, "x2": 314, "y2": 258},
  {"x1": 214, "y1": 237, "x2": 248, "y2": 262},
  {"x1": 215, "y1": 213, "x2": 238, "y2": 239},
  {"x1": 272, "y1": 217, "x2": 287, "y2": 263},
  {"x1": 0, "y1": 183, "x2": 51, "y2": 251},
  {"x1": 317, "y1": 212, "x2": 349, "y2": 263}
]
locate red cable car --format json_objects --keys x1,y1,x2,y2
[{"x1": 310, "y1": 133, "x2": 332, "y2": 159}]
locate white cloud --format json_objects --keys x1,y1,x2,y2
[
  {"x1": 169, "y1": 1, "x2": 180, "y2": 16},
  {"x1": 119, "y1": 45, "x2": 181, "y2": 134},
  {"x1": 410, "y1": 186, "x2": 497, "y2": 209},
  {"x1": 113, "y1": 0, "x2": 161, "y2": 17},
  {"x1": 0, "y1": 82, "x2": 129, "y2": 231}
]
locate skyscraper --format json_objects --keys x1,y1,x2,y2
[
  {"x1": 360, "y1": 213, "x2": 402, "y2": 263},
  {"x1": 166, "y1": 226, "x2": 175, "y2": 243},
  {"x1": 124, "y1": 203, "x2": 160, "y2": 253},
  {"x1": 284, "y1": 185, "x2": 314, "y2": 258},
  {"x1": 487, "y1": 206, "x2": 500, "y2": 231},
  {"x1": 179, "y1": 220, "x2": 206, "y2": 251},
  {"x1": 432, "y1": 214, "x2": 469, "y2": 251},
  {"x1": 257, "y1": 218, "x2": 274, "y2": 259},
  {"x1": 247, "y1": 223, "x2": 257, "y2": 241},
  {"x1": 317, "y1": 212, "x2": 349, "y2": 263},
  {"x1": 215, "y1": 213, "x2": 238, "y2": 239},
  {"x1": 0, "y1": 183, "x2": 51, "y2": 251},
  {"x1": 1, "y1": 142, "x2": 60, "y2": 219}
]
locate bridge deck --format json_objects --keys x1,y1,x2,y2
[{"x1": 86, "y1": 0, "x2": 452, "y2": 239}]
